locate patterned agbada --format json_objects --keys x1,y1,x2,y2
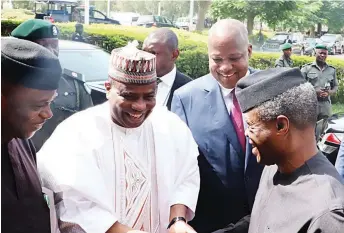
[{"x1": 37, "y1": 42, "x2": 200, "y2": 233}]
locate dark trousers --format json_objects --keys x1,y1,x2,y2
[{"x1": 211, "y1": 215, "x2": 250, "y2": 233}]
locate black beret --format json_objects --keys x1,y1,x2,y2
[
  {"x1": 1, "y1": 37, "x2": 62, "y2": 90},
  {"x1": 11, "y1": 19, "x2": 59, "y2": 41},
  {"x1": 235, "y1": 67, "x2": 306, "y2": 113}
]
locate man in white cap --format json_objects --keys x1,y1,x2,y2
[{"x1": 37, "y1": 41, "x2": 200, "y2": 233}]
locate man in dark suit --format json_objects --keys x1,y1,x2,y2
[
  {"x1": 171, "y1": 19, "x2": 264, "y2": 233},
  {"x1": 143, "y1": 28, "x2": 192, "y2": 110}
]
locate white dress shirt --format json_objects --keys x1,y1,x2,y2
[
  {"x1": 219, "y1": 70, "x2": 250, "y2": 114},
  {"x1": 156, "y1": 66, "x2": 176, "y2": 107}
]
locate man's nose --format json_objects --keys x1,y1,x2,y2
[
  {"x1": 40, "y1": 106, "x2": 53, "y2": 120},
  {"x1": 219, "y1": 60, "x2": 233, "y2": 74},
  {"x1": 132, "y1": 99, "x2": 146, "y2": 112}
]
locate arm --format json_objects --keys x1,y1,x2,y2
[
  {"x1": 335, "y1": 140, "x2": 344, "y2": 180},
  {"x1": 168, "y1": 115, "x2": 200, "y2": 233},
  {"x1": 307, "y1": 209, "x2": 344, "y2": 233},
  {"x1": 38, "y1": 119, "x2": 120, "y2": 233},
  {"x1": 300, "y1": 66, "x2": 308, "y2": 80},
  {"x1": 329, "y1": 70, "x2": 339, "y2": 95},
  {"x1": 275, "y1": 59, "x2": 282, "y2": 68}
]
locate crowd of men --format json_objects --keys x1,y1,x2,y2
[{"x1": 2, "y1": 18, "x2": 344, "y2": 233}]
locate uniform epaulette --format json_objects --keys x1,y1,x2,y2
[
  {"x1": 62, "y1": 68, "x2": 85, "y2": 83},
  {"x1": 328, "y1": 64, "x2": 336, "y2": 70},
  {"x1": 301, "y1": 62, "x2": 312, "y2": 68}
]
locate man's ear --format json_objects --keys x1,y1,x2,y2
[
  {"x1": 248, "y1": 44, "x2": 253, "y2": 59},
  {"x1": 276, "y1": 115, "x2": 289, "y2": 135},
  {"x1": 172, "y1": 49, "x2": 180, "y2": 61}
]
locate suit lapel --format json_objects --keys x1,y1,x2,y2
[
  {"x1": 166, "y1": 71, "x2": 181, "y2": 110},
  {"x1": 204, "y1": 76, "x2": 243, "y2": 157}
]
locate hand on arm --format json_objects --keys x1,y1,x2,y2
[
  {"x1": 168, "y1": 204, "x2": 197, "y2": 233},
  {"x1": 106, "y1": 222, "x2": 149, "y2": 233}
]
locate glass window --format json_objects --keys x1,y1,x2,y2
[
  {"x1": 59, "y1": 49, "x2": 111, "y2": 82},
  {"x1": 320, "y1": 35, "x2": 336, "y2": 43},
  {"x1": 137, "y1": 15, "x2": 154, "y2": 23},
  {"x1": 93, "y1": 11, "x2": 106, "y2": 20}
]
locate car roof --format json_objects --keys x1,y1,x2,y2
[{"x1": 59, "y1": 40, "x2": 103, "y2": 50}]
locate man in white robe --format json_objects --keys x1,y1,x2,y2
[{"x1": 37, "y1": 41, "x2": 200, "y2": 233}]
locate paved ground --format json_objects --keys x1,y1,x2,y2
[{"x1": 332, "y1": 54, "x2": 344, "y2": 60}]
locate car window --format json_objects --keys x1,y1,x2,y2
[
  {"x1": 320, "y1": 35, "x2": 336, "y2": 43},
  {"x1": 164, "y1": 17, "x2": 173, "y2": 25},
  {"x1": 137, "y1": 15, "x2": 154, "y2": 23},
  {"x1": 59, "y1": 49, "x2": 111, "y2": 82},
  {"x1": 271, "y1": 34, "x2": 289, "y2": 41},
  {"x1": 154, "y1": 16, "x2": 165, "y2": 23},
  {"x1": 93, "y1": 11, "x2": 106, "y2": 20}
]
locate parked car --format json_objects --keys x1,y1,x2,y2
[
  {"x1": 261, "y1": 32, "x2": 305, "y2": 55},
  {"x1": 319, "y1": 34, "x2": 344, "y2": 55},
  {"x1": 303, "y1": 37, "x2": 321, "y2": 56},
  {"x1": 317, "y1": 112, "x2": 344, "y2": 165},
  {"x1": 175, "y1": 17, "x2": 196, "y2": 31},
  {"x1": 135, "y1": 15, "x2": 179, "y2": 28},
  {"x1": 34, "y1": 0, "x2": 120, "y2": 25},
  {"x1": 76, "y1": 7, "x2": 120, "y2": 25},
  {"x1": 58, "y1": 40, "x2": 109, "y2": 105}
]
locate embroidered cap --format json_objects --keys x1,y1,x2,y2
[{"x1": 108, "y1": 40, "x2": 157, "y2": 84}]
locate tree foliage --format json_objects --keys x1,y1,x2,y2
[
  {"x1": 210, "y1": 0, "x2": 344, "y2": 34},
  {"x1": 210, "y1": 0, "x2": 297, "y2": 35}
]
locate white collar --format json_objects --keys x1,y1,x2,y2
[
  {"x1": 158, "y1": 65, "x2": 176, "y2": 87},
  {"x1": 219, "y1": 69, "x2": 250, "y2": 97}
]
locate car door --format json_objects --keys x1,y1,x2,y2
[{"x1": 91, "y1": 10, "x2": 108, "y2": 24}]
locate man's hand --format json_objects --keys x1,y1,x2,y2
[
  {"x1": 168, "y1": 221, "x2": 197, "y2": 233},
  {"x1": 128, "y1": 231, "x2": 149, "y2": 233}
]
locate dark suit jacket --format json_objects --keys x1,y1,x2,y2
[
  {"x1": 171, "y1": 68, "x2": 264, "y2": 233},
  {"x1": 166, "y1": 70, "x2": 193, "y2": 110}
]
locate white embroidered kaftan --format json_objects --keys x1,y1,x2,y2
[{"x1": 37, "y1": 103, "x2": 200, "y2": 233}]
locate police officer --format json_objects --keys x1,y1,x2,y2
[
  {"x1": 72, "y1": 23, "x2": 86, "y2": 43},
  {"x1": 301, "y1": 44, "x2": 338, "y2": 121},
  {"x1": 275, "y1": 43, "x2": 293, "y2": 68},
  {"x1": 11, "y1": 19, "x2": 93, "y2": 151}
]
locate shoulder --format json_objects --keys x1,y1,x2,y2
[
  {"x1": 249, "y1": 66, "x2": 260, "y2": 73},
  {"x1": 327, "y1": 64, "x2": 336, "y2": 70},
  {"x1": 308, "y1": 206, "x2": 344, "y2": 232},
  {"x1": 301, "y1": 62, "x2": 313, "y2": 71},
  {"x1": 176, "y1": 70, "x2": 193, "y2": 83},
  {"x1": 55, "y1": 103, "x2": 107, "y2": 131},
  {"x1": 151, "y1": 107, "x2": 194, "y2": 135},
  {"x1": 62, "y1": 69, "x2": 85, "y2": 84},
  {"x1": 174, "y1": 73, "x2": 212, "y2": 97}
]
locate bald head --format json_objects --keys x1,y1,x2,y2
[
  {"x1": 143, "y1": 28, "x2": 178, "y2": 51},
  {"x1": 142, "y1": 28, "x2": 180, "y2": 77},
  {"x1": 209, "y1": 19, "x2": 249, "y2": 50},
  {"x1": 207, "y1": 18, "x2": 252, "y2": 89}
]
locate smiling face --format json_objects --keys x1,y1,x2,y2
[
  {"x1": 208, "y1": 34, "x2": 252, "y2": 89},
  {"x1": 244, "y1": 108, "x2": 289, "y2": 166},
  {"x1": 106, "y1": 80, "x2": 157, "y2": 128},
  {"x1": 315, "y1": 49, "x2": 328, "y2": 63},
  {"x1": 2, "y1": 84, "x2": 56, "y2": 139}
]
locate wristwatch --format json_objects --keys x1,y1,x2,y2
[{"x1": 167, "y1": 217, "x2": 187, "y2": 229}]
